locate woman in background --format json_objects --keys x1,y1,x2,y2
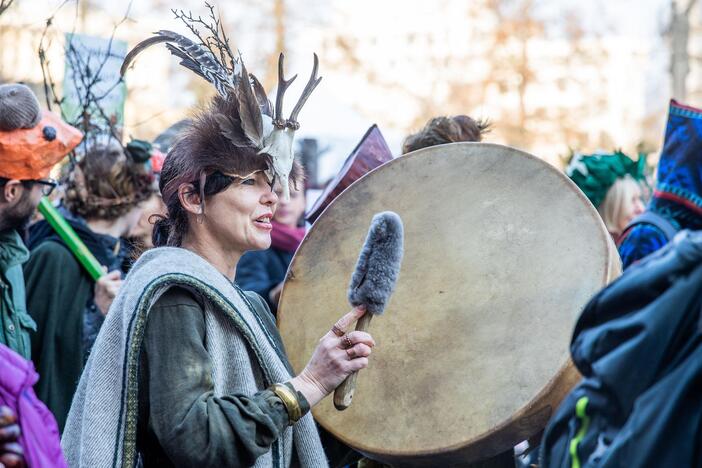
[
  {"x1": 24, "y1": 141, "x2": 153, "y2": 431},
  {"x1": 566, "y1": 151, "x2": 646, "y2": 240}
]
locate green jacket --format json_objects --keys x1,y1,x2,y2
[{"x1": 0, "y1": 229, "x2": 36, "y2": 359}]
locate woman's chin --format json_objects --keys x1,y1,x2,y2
[{"x1": 250, "y1": 235, "x2": 272, "y2": 251}]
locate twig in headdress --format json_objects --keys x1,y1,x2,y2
[{"x1": 171, "y1": 3, "x2": 237, "y2": 74}]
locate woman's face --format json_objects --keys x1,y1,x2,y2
[
  {"x1": 618, "y1": 184, "x2": 645, "y2": 232},
  {"x1": 129, "y1": 193, "x2": 166, "y2": 247},
  {"x1": 203, "y1": 171, "x2": 278, "y2": 253},
  {"x1": 121, "y1": 204, "x2": 145, "y2": 239},
  {"x1": 273, "y1": 184, "x2": 306, "y2": 227}
]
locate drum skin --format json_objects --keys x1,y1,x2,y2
[{"x1": 278, "y1": 143, "x2": 620, "y2": 466}]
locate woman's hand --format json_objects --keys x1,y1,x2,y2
[
  {"x1": 289, "y1": 306, "x2": 375, "y2": 407},
  {"x1": 94, "y1": 270, "x2": 122, "y2": 316}
]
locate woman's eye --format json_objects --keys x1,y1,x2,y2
[{"x1": 242, "y1": 178, "x2": 256, "y2": 185}]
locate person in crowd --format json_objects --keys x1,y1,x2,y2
[
  {"x1": 236, "y1": 182, "x2": 306, "y2": 315},
  {"x1": 566, "y1": 151, "x2": 646, "y2": 240},
  {"x1": 60, "y1": 90, "x2": 375, "y2": 467},
  {"x1": 618, "y1": 100, "x2": 702, "y2": 269},
  {"x1": 1, "y1": 344, "x2": 66, "y2": 467},
  {"x1": 24, "y1": 140, "x2": 153, "y2": 432},
  {"x1": 0, "y1": 404, "x2": 24, "y2": 468},
  {"x1": 402, "y1": 114, "x2": 490, "y2": 154},
  {"x1": 0, "y1": 83, "x2": 81, "y2": 359},
  {"x1": 122, "y1": 143, "x2": 166, "y2": 271}
]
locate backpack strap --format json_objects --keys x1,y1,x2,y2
[{"x1": 617, "y1": 211, "x2": 679, "y2": 247}]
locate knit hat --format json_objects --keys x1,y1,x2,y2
[
  {"x1": 0, "y1": 84, "x2": 42, "y2": 131},
  {"x1": 566, "y1": 150, "x2": 646, "y2": 208}
]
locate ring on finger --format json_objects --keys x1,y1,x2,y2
[
  {"x1": 331, "y1": 324, "x2": 345, "y2": 337},
  {"x1": 342, "y1": 334, "x2": 353, "y2": 349}
]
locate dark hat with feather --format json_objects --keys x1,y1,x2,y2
[{"x1": 120, "y1": 11, "x2": 321, "y2": 201}]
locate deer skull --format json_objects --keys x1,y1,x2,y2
[{"x1": 258, "y1": 53, "x2": 321, "y2": 201}]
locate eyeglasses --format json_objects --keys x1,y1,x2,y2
[{"x1": 34, "y1": 178, "x2": 58, "y2": 196}]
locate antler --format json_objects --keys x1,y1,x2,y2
[
  {"x1": 274, "y1": 53, "x2": 297, "y2": 129},
  {"x1": 287, "y1": 53, "x2": 322, "y2": 129}
]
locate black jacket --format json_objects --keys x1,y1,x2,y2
[
  {"x1": 235, "y1": 247, "x2": 293, "y2": 316},
  {"x1": 540, "y1": 230, "x2": 702, "y2": 467},
  {"x1": 24, "y1": 209, "x2": 127, "y2": 432}
]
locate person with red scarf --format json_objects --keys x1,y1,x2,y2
[{"x1": 235, "y1": 184, "x2": 306, "y2": 315}]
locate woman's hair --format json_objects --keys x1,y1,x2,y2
[
  {"x1": 63, "y1": 141, "x2": 153, "y2": 220},
  {"x1": 153, "y1": 96, "x2": 303, "y2": 247},
  {"x1": 402, "y1": 115, "x2": 490, "y2": 154},
  {"x1": 597, "y1": 175, "x2": 642, "y2": 235}
]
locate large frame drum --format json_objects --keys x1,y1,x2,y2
[{"x1": 278, "y1": 143, "x2": 620, "y2": 466}]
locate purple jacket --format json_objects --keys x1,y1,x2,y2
[{"x1": 0, "y1": 344, "x2": 66, "y2": 468}]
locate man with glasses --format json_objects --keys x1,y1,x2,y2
[{"x1": 0, "y1": 83, "x2": 81, "y2": 357}]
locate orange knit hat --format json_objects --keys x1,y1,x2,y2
[{"x1": 0, "y1": 110, "x2": 83, "y2": 180}]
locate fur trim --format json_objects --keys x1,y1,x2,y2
[{"x1": 347, "y1": 212, "x2": 404, "y2": 315}]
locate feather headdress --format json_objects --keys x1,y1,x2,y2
[{"x1": 120, "y1": 9, "x2": 321, "y2": 200}]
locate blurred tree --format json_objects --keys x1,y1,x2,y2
[
  {"x1": 668, "y1": 0, "x2": 696, "y2": 100},
  {"x1": 323, "y1": 0, "x2": 614, "y2": 159}
]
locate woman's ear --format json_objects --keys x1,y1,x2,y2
[{"x1": 178, "y1": 183, "x2": 203, "y2": 215}]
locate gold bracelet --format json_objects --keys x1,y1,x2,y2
[{"x1": 270, "y1": 383, "x2": 302, "y2": 424}]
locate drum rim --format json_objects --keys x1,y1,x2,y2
[{"x1": 278, "y1": 142, "x2": 619, "y2": 458}]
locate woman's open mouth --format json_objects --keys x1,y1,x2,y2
[{"x1": 254, "y1": 214, "x2": 273, "y2": 231}]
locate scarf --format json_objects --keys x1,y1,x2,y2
[
  {"x1": 60, "y1": 247, "x2": 327, "y2": 468},
  {"x1": 271, "y1": 221, "x2": 306, "y2": 253}
]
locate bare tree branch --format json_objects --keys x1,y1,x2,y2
[
  {"x1": 38, "y1": 0, "x2": 134, "y2": 159},
  {"x1": 0, "y1": 0, "x2": 14, "y2": 17}
]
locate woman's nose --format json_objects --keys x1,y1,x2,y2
[
  {"x1": 262, "y1": 188, "x2": 279, "y2": 206},
  {"x1": 634, "y1": 199, "x2": 645, "y2": 214}
]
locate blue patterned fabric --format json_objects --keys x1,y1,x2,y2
[
  {"x1": 618, "y1": 100, "x2": 702, "y2": 269},
  {"x1": 618, "y1": 224, "x2": 669, "y2": 269}
]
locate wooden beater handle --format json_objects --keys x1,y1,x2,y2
[{"x1": 333, "y1": 312, "x2": 374, "y2": 410}]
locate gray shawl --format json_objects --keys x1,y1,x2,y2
[{"x1": 61, "y1": 247, "x2": 327, "y2": 468}]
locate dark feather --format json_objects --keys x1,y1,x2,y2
[
  {"x1": 121, "y1": 36, "x2": 172, "y2": 76},
  {"x1": 121, "y1": 30, "x2": 232, "y2": 98},
  {"x1": 250, "y1": 74, "x2": 273, "y2": 117},
  {"x1": 214, "y1": 113, "x2": 252, "y2": 148},
  {"x1": 236, "y1": 59, "x2": 264, "y2": 147},
  {"x1": 165, "y1": 43, "x2": 208, "y2": 81},
  {"x1": 156, "y1": 30, "x2": 232, "y2": 97}
]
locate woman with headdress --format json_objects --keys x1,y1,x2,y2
[
  {"x1": 61, "y1": 24, "x2": 375, "y2": 468},
  {"x1": 566, "y1": 150, "x2": 646, "y2": 240},
  {"x1": 24, "y1": 140, "x2": 154, "y2": 432}
]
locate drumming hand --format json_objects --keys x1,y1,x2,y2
[{"x1": 289, "y1": 306, "x2": 375, "y2": 407}]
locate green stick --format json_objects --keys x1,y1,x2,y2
[{"x1": 37, "y1": 197, "x2": 104, "y2": 281}]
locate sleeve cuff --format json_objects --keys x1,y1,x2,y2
[{"x1": 284, "y1": 381, "x2": 310, "y2": 416}]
